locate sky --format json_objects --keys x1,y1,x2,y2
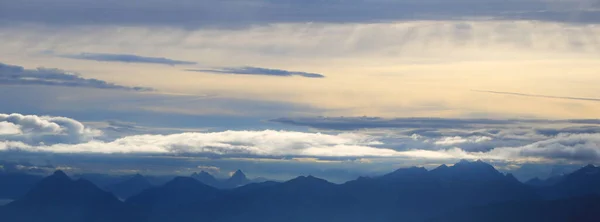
[{"x1": 1, "y1": 0, "x2": 600, "y2": 182}]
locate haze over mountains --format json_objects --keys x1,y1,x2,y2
[{"x1": 1, "y1": 160, "x2": 599, "y2": 222}]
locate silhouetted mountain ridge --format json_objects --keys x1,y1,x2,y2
[{"x1": 2, "y1": 161, "x2": 600, "y2": 222}]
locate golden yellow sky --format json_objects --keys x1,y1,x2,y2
[{"x1": 2, "y1": 20, "x2": 600, "y2": 119}]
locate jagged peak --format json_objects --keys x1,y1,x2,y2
[
  {"x1": 452, "y1": 159, "x2": 495, "y2": 168},
  {"x1": 437, "y1": 164, "x2": 449, "y2": 169}
]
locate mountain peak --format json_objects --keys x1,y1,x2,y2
[
  {"x1": 191, "y1": 171, "x2": 214, "y2": 178},
  {"x1": 50, "y1": 170, "x2": 70, "y2": 180},
  {"x1": 431, "y1": 160, "x2": 504, "y2": 181},
  {"x1": 573, "y1": 164, "x2": 599, "y2": 175},
  {"x1": 382, "y1": 166, "x2": 428, "y2": 180},
  {"x1": 286, "y1": 175, "x2": 332, "y2": 186},
  {"x1": 228, "y1": 170, "x2": 248, "y2": 183},
  {"x1": 232, "y1": 169, "x2": 246, "y2": 177}
]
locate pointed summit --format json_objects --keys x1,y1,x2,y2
[
  {"x1": 231, "y1": 170, "x2": 247, "y2": 180},
  {"x1": 51, "y1": 170, "x2": 70, "y2": 180},
  {"x1": 223, "y1": 170, "x2": 250, "y2": 188}
]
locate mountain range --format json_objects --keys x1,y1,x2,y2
[{"x1": 1, "y1": 160, "x2": 599, "y2": 222}]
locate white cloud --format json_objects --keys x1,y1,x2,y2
[
  {"x1": 196, "y1": 165, "x2": 220, "y2": 173},
  {"x1": 434, "y1": 136, "x2": 493, "y2": 145},
  {"x1": 0, "y1": 113, "x2": 101, "y2": 145},
  {"x1": 2, "y1": 113, "x2": 600, "y2": 163},
  {"x1": 0, "y1": 130, "x2": 399, "y2": 157},
  {"x1": 0, "y1": 122, "x2": 21, "y2": 135}
]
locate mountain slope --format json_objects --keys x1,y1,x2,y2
[
  {"x1": 126, "y1": 176, "x2": 220, "y2": 213},
  {"x1": 428, "y1": 195, "x2": 600, "y2": 222},
  {"x1": 106, "y1": 174, "x2": 153, "y2": 200},
  {"x1": 0, "y1": 173, "x2": 43, "y2": 200},
  {"x1": 0, "y1": 171, "x2": 143, "y2": 222}
]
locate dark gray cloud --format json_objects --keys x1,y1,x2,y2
[
  {"x1": 60, "y1": 52, "x2": 197, "y2": 66},
  {"x1": 473, "y1": 90, "x2": 600, "y2": 102},
  {"x1": 0, "y1": 62, "x2": 153, "y2": 91},
  {"x1": 1, "y1": 0, "x2": 595, "y2": 28},
  {"x1": 188, "y1": 67, "x2": 325, "y2": 78},
  {"x1": 502, "y1": 134, "x2": 600, "y2": 163}
]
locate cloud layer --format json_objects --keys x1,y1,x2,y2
[
  {"x1": 0, "y1": 62, "x2": 153, "y2": 91},
  {"x1": 188, "y1": 67, "x2": 325, "y2": 78},
  {"x1": 2, "y1": 113, "x2": 600, "y2": 164},
  {"x1": 60, "y1": 52, "x2": 197, "y2": 66}
]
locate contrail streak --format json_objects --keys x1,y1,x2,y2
[{"x1": 472, "y1": 90, "x2": 600, "y2": 102}]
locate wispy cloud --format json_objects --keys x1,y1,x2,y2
[
  {"x1": 60, "y1": 52, "x2": 197, "y2": 66},
  {"x1": 0, "y1": 0, "x2": 597, "y2": 28},
  {"x1": 270, "y1": 116, "x2": 529, "y2": 130},
  {"x1": 473, "y1": 90, "x2": 600, "y2": 102},
  {"x1": 187, "y1": 67, "x2": 325, "y2": 78},
  {"x1": 0, "y1": 62, "x2": 153, "y2": 91}
]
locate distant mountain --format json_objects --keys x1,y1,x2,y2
[
  {"x1": 430, "y1": 159, "x2": 506, "y2": 181},
  {"x1": 126, "y1": 176, "x2": 220, "y2": 215},
  {"x1": 189, "y1": 169, "x2": 256, "y2": 189},
  {"x1": 526, "y1": 175, "x2": 564, "y2": 187},
  {"x1": 0, "y1": 171, "x2": 143, "y2": 222},
  {"x1": 74, "y1": 173, "x2": 128, "y2": 188},
  {"x1": 106, "y1": 174, "x2": 153, "y2": 200},
  {"x1": 5, "y1": 160, "x2": 599, "y2": 222},
  {"x1": 0, "y1": 173, "x2": 42, "y2": 200},
  {"x1": 190, "y1": 171, "x2": 220, "y2": 187},
  {"x1": 540, "y1": 164, "x2": 600, "y2": 199},
  {"x1": 223, "y1": 169, "x2": 250, "y2": 188}
]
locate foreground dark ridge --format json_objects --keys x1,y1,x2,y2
[{"x1": 1, "y1": 160, "x2": 599, "y2": 222}]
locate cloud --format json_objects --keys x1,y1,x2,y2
[
  {"x1": 0, "y1": 113, "x2": 101, "y2": 145},
  {"x1": 489, "y1": 133, "x2": 600, "y2": 162},
  {"x1": 473, "y1": 90, "x2": 600, "y2": 102},
  {"x1": 270, "y1": 117, "x2": 527, "y2": 130},
  {"x1": 0, "y1": 122, "x2": 21, "y2": 135},
  {"x1": 0, "y1": 0, "x2": 597, "y2": 28},
  {"x1": 0, "y1": 130, "x2": 397, "y2": 157},
  {"x1": 197, "y1": 165, "x2": 220, "y2": 173},
  {"x1": 0, "y1": 62, "x2": 153, "y2": 91},
  {"x1": 3, "y1": 113, "x2": 600, "y2": 165},
  {"x1": 187, "y1": 67, "x2": 325, "y2": 78},
  {"x1": 59, "y1": 52, "x2": 197, "y2": 65},
  {"x1": 434, "y1": 136, "x2": 493, "y2": 145}
]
